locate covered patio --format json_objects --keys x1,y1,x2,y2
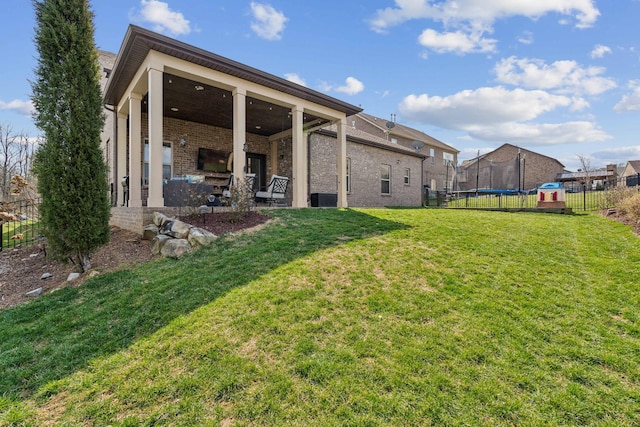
[{"x1": 103, "y1": 25, "x2": 361, "y2": 218}]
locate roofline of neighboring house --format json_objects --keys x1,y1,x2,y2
[
  {"x1": 104, "y1": 25, "x2": 363, "y2": 117},
  {"x1": 461, "y1": 143, "x2": 565, "y2": 169},
  {"x1": 355, "y1": 112, "x2": 459, "y2": 154},
  {"x1": 314, "y1": 128, "x2": 427, "y2": 159}
]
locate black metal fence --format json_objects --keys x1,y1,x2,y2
[
  {"x1": 0, "y1": 198, "x2": 42, "y2": 252},
  {"x1": 430, "y1": 181, "x2": 640, "y2": 212}
]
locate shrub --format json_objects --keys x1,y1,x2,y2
[
  {"x1": 618, "y1": 192, "x2": 640, "y2": 222},
  {"x1": 227, "y1": 177, "x2": 254, "y2": 222},
  {"x1": 600, "y1": 186, "x2": 638, "y2": 210}
]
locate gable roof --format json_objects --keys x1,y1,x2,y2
[
  {"x1": 461, "y1": 143, "x2": 565, "y2": 169},
  {"x1": 626, "y1": 160, "x2": 640, "y2": 173},
  {"x1": 356, "y1": 113, "x2": 458, "y2": 153},
  {"x1": 103, "y1": 25, "x2": 362, "y2": 117},
  {"x1": 316, "y1": 124, "x2": 427, "y2": 159}
]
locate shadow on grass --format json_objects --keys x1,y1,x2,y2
[{"x1": 0, "y1": 208, "x2": 407, "y2": 398}]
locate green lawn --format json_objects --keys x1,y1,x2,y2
[
  {"x1": 1, "y1": 208, "x2": 640, "y2": 426},
  {"x1": 1, "y1": 220, "x2": 39, "y2": 250}
]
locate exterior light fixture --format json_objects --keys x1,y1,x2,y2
[
  {"x1": 194, "y1": 85, "x2": 204, "y2": 91},
  {"x1": 243, "y1": 143, "x2": 248, "y2": 152},
  {"x1": 179, "y1": 136, "x2": 186, "y2": 147}
]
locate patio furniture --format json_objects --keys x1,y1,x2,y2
[
  {"x1": 222, "y1": 173, "x2": 256, "y2": 199},
  {"x1": 255, "y1": 175, "x2": 289, "y2": 206}
]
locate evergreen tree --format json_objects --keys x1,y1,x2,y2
[{"x1": 31, "y1": 0, "x2": 110, "y2": 272}]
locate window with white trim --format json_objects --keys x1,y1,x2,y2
[
  {"x1": 143, "y1": 139, "x2": 172, "y2": 185},
  {"x1": 381, "y1": 164, "x2": 391, "y2": 195},
  {"x1": 404, "y1": 168, "x2": 410, "y2": 185},
  {"x1": 429, "y1": 148, "x2": 435, "y2": 163}
]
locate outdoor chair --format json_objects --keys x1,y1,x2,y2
[
  {"x1": 222, "y1": 173, "x2": 256, "y2": 199},
  {"x1": 255, "y1": 175, "x2": 289, "y2": 206}
]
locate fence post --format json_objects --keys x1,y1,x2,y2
[
  {"x1": 0, "y1": 221, "x2": 3, "y2": 252},
  {"x1": 583, "y1": 184, "x2": 587, "y2": 211}
]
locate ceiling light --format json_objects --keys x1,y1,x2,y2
[
  {"x1": 171, "y1": 107, "x2": 179, "y2": 112},
  {"x1": 194, "y1": 85, "x2": 204, "y2": 91},
  {"x1": 255, "y1": 125, "x2": 261, "y2": 129}
]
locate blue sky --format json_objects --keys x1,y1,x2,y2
[{"x1": 2, "y1": 0, "x2": 639, "y2": 170}]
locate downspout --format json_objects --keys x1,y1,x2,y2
[
  {"x1": 421, "y1": 156, "x2": 426, "y2": 207},
  {"x1": 307, "y1": 131, "x2": 313, "y2": 205}
]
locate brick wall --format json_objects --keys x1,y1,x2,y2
[
  {"x1": 310, "y1": 133, "x2": 423, "y2": 207},
  {"x1": 458, "y1": 145, "x2": 565, "y2": 191}
]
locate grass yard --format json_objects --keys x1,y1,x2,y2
[
  {"x1": 1, "y1": 220, "x2": 39, "y2": 250},
  {"x1": 1, "y1": 208, "x2": 640, "y2": 426}
]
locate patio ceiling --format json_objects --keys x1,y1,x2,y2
[{"x1": 139, "y1": 73, "x2": 330, "y2": 137}]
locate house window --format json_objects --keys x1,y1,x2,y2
[
  {"x1": 143, "y1": 139, "x2": 172, "y2": 185},
  {"x1": 404, "y1": 168, "x2": 410, "y2": 185},
  {"x1": 381, "y1": 164, "x2": 391, "y2": 195},
  {"x1": 443, "y1": 152, "x2": 454, "y2": 166},
  {"x1": 430, "y1": 148, "x2": 435, "y2": 163},
  {"x1": 346, "y1": 157, "x2": 351, "y2": 193}
]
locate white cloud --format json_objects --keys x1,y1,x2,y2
[
  {"x1": 0, "y1": 99, "x2": 34, "y2": 116},
  {"x1": 418, "y1": 29, "x2": 496, "y2": 54},
  {"x1": 399, "y1": 86, "x2": 573, "y2": 128},
  {"x1": 518, "y1": 31, "x2": 534, "y2": 45},
  {"x1": 250, "y1": 2, "x2": 288, "y2": 41},
  {"x1": 284, "y1": 73, "x2": 307, "y2": 87},
  {"x1": 133, "y1": 0, "x2": 191, "y2": 36},
  {"x1": 494, "y1": 57, "x2": 617, "y2": 96},
  {"x1": 469, "y1": 121, "x2": 611, "y2": 145},
  {"x1": 614, "y1": 81, "x2": 640, "y2": 112},
  {"x1": 335, "y1": 77, "x2": 365, "y2": 95},
  {"x1": 371, "y1": 0, "x2": 599, "y2": 56},
  {"x1": 592, "y1": 145, "x2": 640, "y2": 160},
  {"x1": 398, "y1": 86, "x2": 610, "y2": 145},
  {"x1": 591, "y1": 44, "x2": 612, "y2": 59},
  {"x1": 370, "y1": 0, "x2": 600, "y2": 33}
]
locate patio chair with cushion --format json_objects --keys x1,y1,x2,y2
[
  {"x1": 222, "y1": 173, "x2": 256, "y2": 199},
  {"x1": 255, "y1": 175, "x2": 289, "y2": 206}
]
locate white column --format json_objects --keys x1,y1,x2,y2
[
  {"x1": 291, "y1": 106, "x2": 307, "y2": 207},
  {"x1": 336, "y1": 118, "x2": 348, "y2": 208},
  {"x1": 128, "y1": 93, "x2": 142, "y2": 208},
  {"x1": 116, "y1": 112, "x2": 128, "y2": 206},
  {"x1": 147, "y1": 67, "x2": 164, "y2": 207},
  {"x1": 232, "y1": 87, "x2": 247, "y2": 183},
  {"x1": 270, "y1": 139, "x2": 279, "y2": 176}
]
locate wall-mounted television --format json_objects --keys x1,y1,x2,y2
[{"x1": 197, "y1": 148, "x2": 230, "y2": 172}]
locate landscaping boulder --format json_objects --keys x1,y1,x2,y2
[
  {"x1": 142, "y1": 224, "x2": 159, "y2": 241},
  {"x1": 162, "y1": 219, "x2": 191, "y2": 239},
  {"x1": 151, "y1": 234, "x2": 172, "y2": 255},
  {"x1": 161, "y1": 238, "x2": 192, "y2": 259},
  {"x1": 188, "y1": 227, "x2": 217, "y2": 248},
  {"x1": 153, "y1": 212, "x2": 171, "y2": 228}
]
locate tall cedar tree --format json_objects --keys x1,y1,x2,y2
[{"x1": 31, "y1": 0, "x2": 110, "y2": 272}]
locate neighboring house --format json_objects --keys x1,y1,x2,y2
[
  {"x1": 99, "y1": 25, "x2": 432, "y2": 233},
  {"x1": 457, "y1": 144, "x2": 565, "y2": 192},
  {"x1": 619, "y1": 160, "x2": 640, "y2": 186},
  {"x1": 556, "y1": 164, "x2": 619, "y2": 191},
  {"x1": 352, "y1": 113, "x2": 459, "y2": 191}
]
